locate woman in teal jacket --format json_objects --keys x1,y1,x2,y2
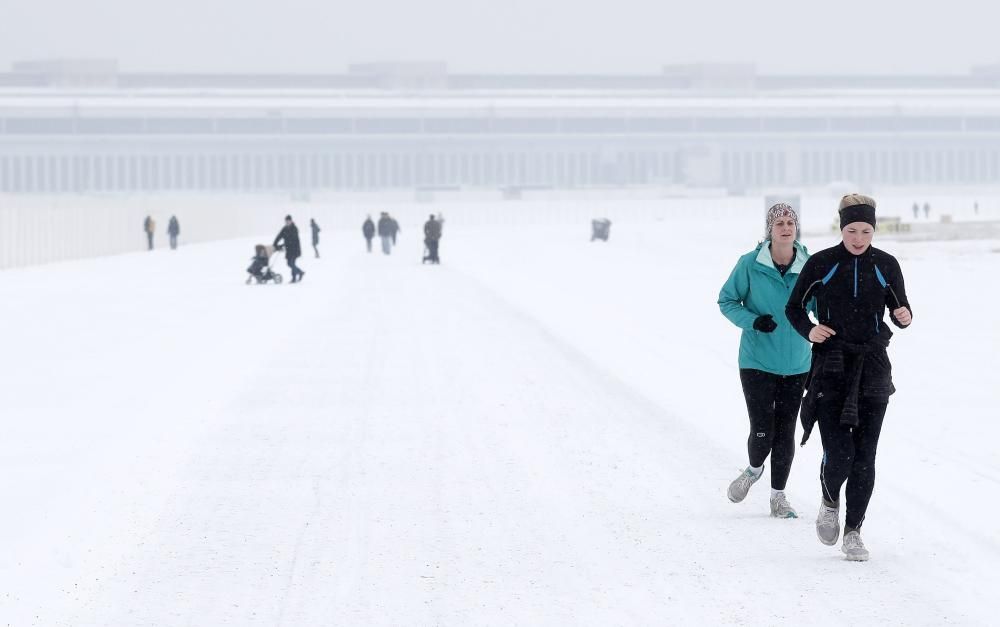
[{"x1": 718, "y1": 203, "x2": 811, "y2": 518}]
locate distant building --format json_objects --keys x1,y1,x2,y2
[
  {"x1": 10, "y1": 58, "x2": 118, "y2": 87},
  {"x1": 2, "y1": 61, "x2": 1000, "y2": 193}
]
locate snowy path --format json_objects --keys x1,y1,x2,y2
[{"x1": 2, "y1": 223, "x2": 998, "y2": 625}]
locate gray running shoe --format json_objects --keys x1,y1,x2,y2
[
  {"x1": 769, "y1": 492, "x2": 798, "y2": 518},
  {"x1": 842, "y1": 530, "x2": 870, "y2": 561},
  {"x1": 727, "y1": 467, "x2": 762, "y2": 503},
  {"x1": 816, "y1": 501, "x2": 841, "y2": 545}
]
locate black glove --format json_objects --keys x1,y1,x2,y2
[{"x1": 753, "y1": 314, "x2": 777, "y2": 333}]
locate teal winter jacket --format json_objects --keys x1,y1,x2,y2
[{"x1": 718, "y1": 241, "x2": 812, "y2": 376}]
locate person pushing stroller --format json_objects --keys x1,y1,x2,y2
[
  {"x1": 423, "y1": 213, "x2": 442, "y2": 264},
  {"x1": 274, "y1": 215, "x2": 305, "y2": 283}
]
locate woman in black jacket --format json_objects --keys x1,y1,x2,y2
[{"x1": 785, "y1": 194, "x2": 912, "y2": 562}]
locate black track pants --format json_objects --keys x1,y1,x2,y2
[
  {"x1": 817, "y1": 396, "x2": 888, "y2": 530},
  {"x1": 739, "y1": 369, "x2": 807, "y2": 490}
]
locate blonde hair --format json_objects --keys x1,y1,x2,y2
[{"x1": 838, "y1": 193, "x2": 876, "y2": 212}]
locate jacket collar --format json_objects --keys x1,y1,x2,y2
[{"x1": 755, "y1": 240, "x2": 808, "y2": 275}]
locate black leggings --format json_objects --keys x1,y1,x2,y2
[
  {"x1": 817, "y1": 395, "x2": 887, "y2": 530},
  {"x1": 739, "y1": 369, "x2": 807, "y2": 490}
]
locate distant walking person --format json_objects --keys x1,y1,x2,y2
[
  {"x1": 786, "y1": 194, "x2": 913, "y2": 562},
  {"x1": 274, "y1": 215, "x2": 305, "y2": 283},
  {"x1": 167, "y1": 215, "x2": 180, "y2": 250},
  {"x1": 143, "y1": 215, "x2": 156, "y2": 251},
  {"x1": 310, "y1": 218, "x2": 321, "y2": 258},
  {"x1": 362, "y1": 215, "x2": 375, "y2": 252},
  {"x1": 923, "y1": 202, "x2": 931, "y2": 220},
  {"x1": 377, "y1": 212, "x2": 393, "y2": 255},
  {"x1": 389, "y1": 216, "x2": 401, "y2": 245},
  {"x1": 719, "y1": 203, "x2": 811, "y2": 518},
  {"x1": 911, "y1": 202, "x2": 919, "y2": 220},
  {"x1": 423, "y1": 213, "x2": 442, "y2": 264}
]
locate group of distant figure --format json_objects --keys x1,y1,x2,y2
[
  {"x1": 142, "y1": 209, "x2": 445, "y2": 284},
  {"x1": 242, "y1": 211, "x2": 445, "y2": 285},
  {"x1": 910, "y1": 200, "x2": 981, "y2": 221},
  {"x1": 361, "y1": 212, "x2": 443, "y2": 263},
  {"x1": 143, "y1": 215, "x2": 181, "y2": 251},
  {"x1": 910, "y1": 202, "x2": 932, "y2": 220},
  {"x1": 362, "y1": 212, "x2": 400, "y2": 255},
  {"x1": 142, "y1": 208, "x2": 442, "y2": 265}
]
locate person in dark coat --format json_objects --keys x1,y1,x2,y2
[
  {"x1": 362, "y1": 216, "x2": 376, "y2": 253},
  {"x1": 423, "y1": 214, "x2": 442, "y2": 264},
  {"x1": 143, "y1": 215, "x2": 155, "y2": 250},
  {"x1": 389, "y1": 216, "x2": 401, "y2": 245},
  {"x1": 274, "y1": 214, "x2": 305, "y2": 283},
  {"x1": 310, "y1": 218, "x2": 321, "y2": 258},
  {"x1": 785, "y1": 193, "x2": 912, "y2": 562},
  {"x1": 377, "y1": 212, "x2": 393, "y2": 255},
  {"x1": 167, "y1": 216, "x2": 180, "y2": 250}
]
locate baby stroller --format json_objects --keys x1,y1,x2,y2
[
  {"x1": 246, "y1": 244, "x2": 283, "y2": 284},
  {"x1": 421, "y1": 239, "x2": 440, "y2": 264}
]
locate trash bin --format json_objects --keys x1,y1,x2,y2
[{"x1": 591, "y1": 218, "x2": 612, "y2": 242}]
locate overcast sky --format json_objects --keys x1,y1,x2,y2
[{"x1": 1, "y1": 0, "x2": 996, "y2": 75}]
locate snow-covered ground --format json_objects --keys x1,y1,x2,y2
[{"x1": 2, "y1": 208, "x2": 998, "y2": 625}]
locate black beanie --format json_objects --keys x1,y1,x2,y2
[{"x1": 839, "y1": 204, "x2": 876, "y2": 229}]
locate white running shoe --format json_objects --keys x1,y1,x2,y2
[
  {"x1": 769, "y1": 492, "x2": 798, "y2": 518},
  {"x1": 842, "y1": 530, "x2": 870, "y2": 561},
  {"x1": 816, "y1": 501, "x2": 841, "y2": 545},
  {"x1": 727, "y1": 467, "x2": 762, "y2": 503}
]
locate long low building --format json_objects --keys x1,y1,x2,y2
[{"x1": 3, "y1": 62, "x2": 1000, "y2": 193}]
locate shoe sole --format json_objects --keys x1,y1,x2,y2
[
  {"x1": 842, "y1": 547, "x2": 870, "y2": 561},
  {"x1": 817, "y1": 529, "x2": 840, "y2": 546},
  {"x1": 771, "y1": 512, "x2": 798, "y2": 519}
]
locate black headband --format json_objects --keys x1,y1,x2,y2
[{"x1": 840, "y1": 204, "x2": 876, "y2": 229}]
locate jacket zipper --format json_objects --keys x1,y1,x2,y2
[{"x1": 854, "y1": 258, "x2": 858, "y2": 298}]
